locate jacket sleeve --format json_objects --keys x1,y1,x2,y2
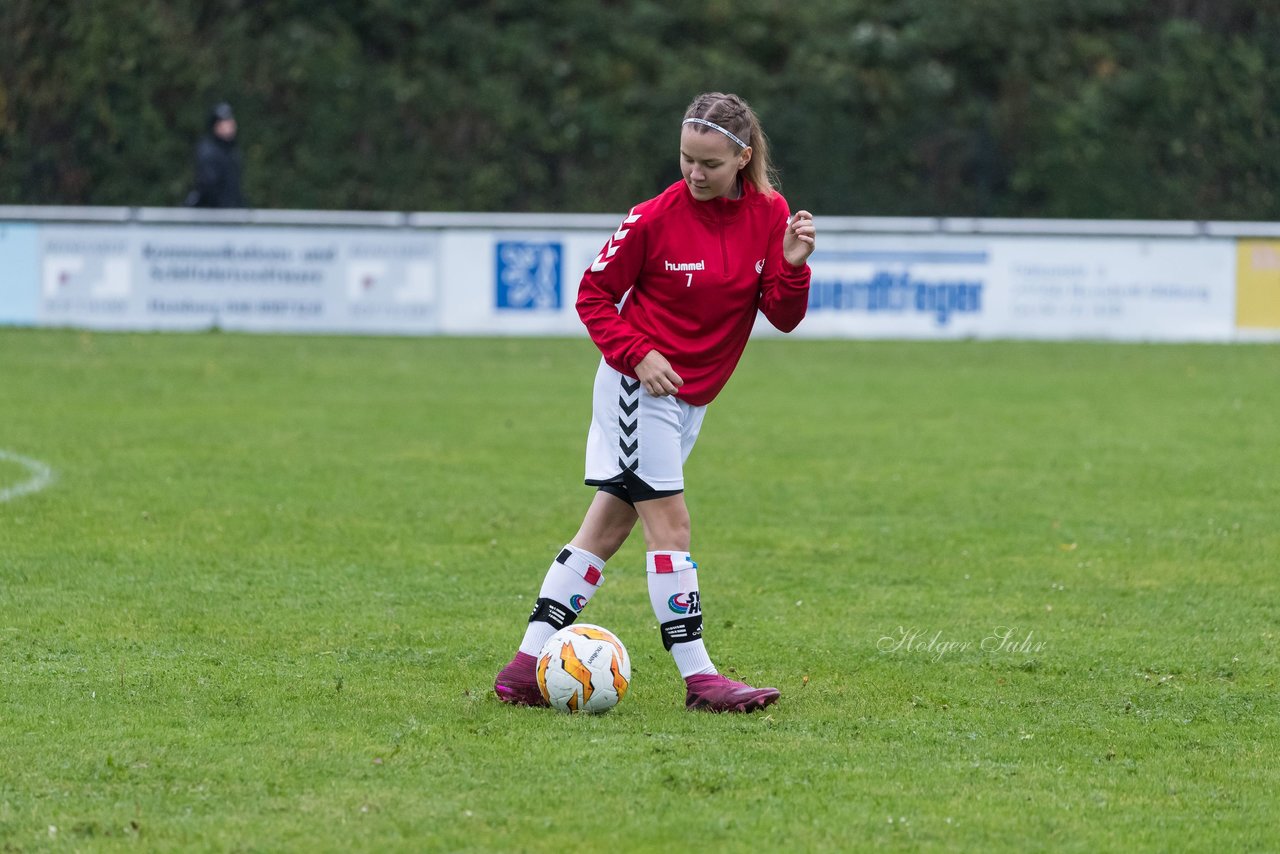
[
  {"x1": 758, "y1": 205, "x2": 811, "y2": 333},
  {"x1": 194, "y1": 141, "x2": 221, "y2": 207},
  {"x1": 575, "y1": 210, "x2": 655, "y2": 370}
]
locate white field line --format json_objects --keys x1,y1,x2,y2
[{"x1": 0, "y1": 449, "x2": 56, "y2": 503}]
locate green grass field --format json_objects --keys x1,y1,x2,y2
[{"x1": 1, "y1": 329, "x2": 1276, "y2": 852}]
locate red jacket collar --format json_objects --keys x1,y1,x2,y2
[{"x1": 677, "y1": 178, "x2": 757, "y2": 222}]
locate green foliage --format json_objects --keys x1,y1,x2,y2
[
  {"x1": 1, "y1": 330, "x2": 1277, "y2": 850},
  {"x1": 1, "y1": 0, "x2": 1277, "y2": 217}
]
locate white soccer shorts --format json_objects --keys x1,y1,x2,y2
[{"x1": 584, "y1": 358, "x2": 707, "y2": 497}]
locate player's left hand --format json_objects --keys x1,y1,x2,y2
[{"x1": 783, "y1": 210, "x2": 816, "y2": 268}]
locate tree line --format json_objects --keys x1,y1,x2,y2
[{"x1": 1, "y1": 0, "x2": 1276, "y2": 219}]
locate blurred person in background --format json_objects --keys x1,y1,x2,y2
[{"x1": 185, "y1": 101, "x2": 246, "y2": 208}]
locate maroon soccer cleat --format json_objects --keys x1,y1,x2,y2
[
  {"x1": 494, "y1": 651, "x2": 550, "y2": 707},
  {"x1": 684, "y1": 673, "x2": 780, "y2": 713}
]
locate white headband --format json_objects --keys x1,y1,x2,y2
[{"x1": 682, "y1": 117, "x2": 749, "y2": 150}]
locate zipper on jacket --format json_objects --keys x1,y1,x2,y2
[{"x1": 719, "y1": 207, "x2": 728, "y2": 277}]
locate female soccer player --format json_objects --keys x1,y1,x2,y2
[{"x1": 495, "y1": 92, "x2": 816, "y2": 713}]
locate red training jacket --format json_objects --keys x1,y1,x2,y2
[{"x1": 576, "y1": 179, "x2": 811, "y2": 406}]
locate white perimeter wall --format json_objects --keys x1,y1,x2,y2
[{"x1": 2, "y1": 207, "x2": 1278, "y2": 341}]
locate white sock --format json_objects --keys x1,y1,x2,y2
[
  {"x1": 518, "y1": 545, "x2": 606, "y2": 656},
  {"x1": 646, "y1": 550, "x2": 716, "y2": 677}
]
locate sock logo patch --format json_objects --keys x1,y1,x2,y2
[
  {"x1": 528, "y1": 597, "x2": 577, "y2": 630},
  {"x1": 651, "y1": 553, "x2": 695, "y2": 573},
  {"x1": 569, "y1": 594, "x2": 588, "y2": 611},
  {"x1": 659, "y1": 615, "x2": 703, "y2": 650},
  {"x1": 668, "y1": 591, "x2": 700, "y2": 615}
]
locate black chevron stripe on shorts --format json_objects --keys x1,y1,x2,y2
[{"x1": 617, "y1": 376, "x2": 640, "y2": 472}]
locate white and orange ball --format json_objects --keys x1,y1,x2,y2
[{"x1": 536, "y1": 624, "x2": 631, "y2": 714}]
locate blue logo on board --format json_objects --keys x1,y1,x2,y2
[{"x1": 495, "y1": 241, "x2": 562, "y2": 310}]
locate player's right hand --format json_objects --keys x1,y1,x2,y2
[{"x1": 634, "y1": 350, "x2": 684, "y2": 397}]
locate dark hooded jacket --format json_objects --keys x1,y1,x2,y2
[
  {"x1": 188, "y1": 105, "x2": 246, "y2": 208},
  {"x1": 191, "y1": 136, "x2": 245, "y2": 208}
]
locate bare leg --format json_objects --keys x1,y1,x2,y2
[
  {"x1": 569, "y1": 490, "x2": 640, "y2": 560},
  {"x1": 632, "y1": 493, "x2": 691, "y2": 551}
]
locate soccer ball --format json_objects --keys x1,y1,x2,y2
[{"x1": 536, "y1": 624, "x2": 631, "y2": 714}]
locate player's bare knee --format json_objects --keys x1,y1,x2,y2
[{"x1": 638, "y1": 509, "x2": 691, "y2": 551}]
